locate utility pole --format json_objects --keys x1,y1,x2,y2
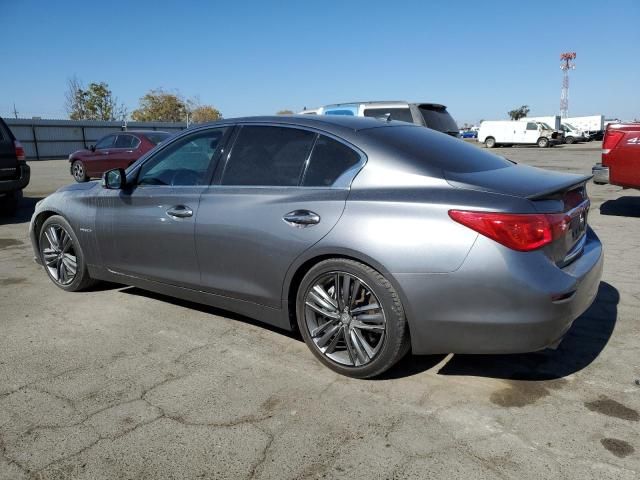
[
  {"x1": 11, "y1": 103, "x2": 19, "y2": 119},
  {"x1": 560, "y1": 52, "x2": 576, "y2": 118}
]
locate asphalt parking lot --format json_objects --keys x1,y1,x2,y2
[{"x1": 1, "y1": 142, "x2": 639, "y2": 479}]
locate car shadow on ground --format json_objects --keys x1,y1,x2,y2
[
  {"x1": 0, "y1": 195, "x2": 43, "y2": 226},
  {"x1": 600, "y1": 196, "x2": 640, "y2": 218},
  {"x1": 382, "y1": 282, "x2": 619, "y2": 381},
  {"x1": 119, "y1": 286, "x2": 302, "y2": 341}
]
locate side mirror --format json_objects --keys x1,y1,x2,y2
[
  {"x1": 89, "y1": 145, "x2": 96, "y2": 152},
  {"x1": 102, "y1": 168, "x2": 126, "y2": 189}
]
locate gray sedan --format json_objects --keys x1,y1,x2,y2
[{"x1": 29, "y1": 116, "x2": 603, "y2": 378}]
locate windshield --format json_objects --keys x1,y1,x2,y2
[
  {"x1": 564, "y1": 123, "x2": 576, "y2": 131},
  {"x1": 144, "y1": 132, "x2": 171, "y2": 145},
  {"x1": 417, "y1": 105, "x2": 458, "y2": 134},
  {"x1": 539, "y1": 122, "x2": 552, "y2": 130}
]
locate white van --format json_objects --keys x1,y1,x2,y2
[{"x1": 477, "y1": 121, "x2": 561, "y2": 148}]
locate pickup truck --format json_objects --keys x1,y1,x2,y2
[
  {"x1": 593, "y1": 123, "x2": 640, "y2": 188},
  {"x1": 0, "y1": 116, "x2": 30, "y2": 214}
]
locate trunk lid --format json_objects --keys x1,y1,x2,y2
[{"x1": 445, "y1": 164, "x2": 591, "y2": 266}]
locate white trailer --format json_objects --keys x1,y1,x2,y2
[{"x1": 564, "y1": 115, "x2": 604, "y2": 139}]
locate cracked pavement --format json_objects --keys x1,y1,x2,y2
[{"x1": 1, "y1": 143, "x2": 639, "y2": 479}]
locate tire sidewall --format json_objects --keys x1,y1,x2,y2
[
  {"x1": 538, "y1": 137, "x2": 549, "y2": 148},
  {"x1": 485, "y1": 137, "x2": 495, "y2": 148},
  {"x1": 296, "y1": 259, "x2": 407, "y2": 379},
  {"x1": 39, "y1": 215, "x2": 88, "y2": 291},
  {"x1": 72, "y1": 161, "x2": 87, "y2": 182}
]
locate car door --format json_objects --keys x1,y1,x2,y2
[
  {"x1": 523, "y1": 122, "x2": 540, "y2": 144},
  {"x1": 85, "y1": 134, "x2": 116, "y2": 176},
  {"x1": 95, "y1": 126, "x2": 231, "y2": 288},
  {"x1": 195, "y1": 125, "x2": 364, "y2": 308}
]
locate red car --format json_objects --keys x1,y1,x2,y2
[
  {"x1": 69, "y1": 130, "x2": 171, "y2": 182},
  {"x1": 593, "y1": 123, "x2": 640, "y2": 189}
]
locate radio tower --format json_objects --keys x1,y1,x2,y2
[{"x1": 559, "y1": 52, "x2": 576, "y2": 118}]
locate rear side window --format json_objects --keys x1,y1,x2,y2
[
  {"x1": 417, "y1": 105, "x2": 458, "y2": 134},
  {"x1": 115, "y1": 134, "x2": 140, "y2": 148},
  {"x1": 367, "y1": 126, "x2": 513, "y2": 173},
  {"x1": 363, "y1": 108, "x2": 413, "y2": 123},
  {"x1": 303, "y1": 136, "x2": 361, "y2": 187},
  {"x1": 222, "y1": 126, "x2": 315, "y2": 186}
]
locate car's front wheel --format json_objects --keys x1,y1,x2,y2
[
  {"x1": 39, "y1": 215, "x2": 96, "y2": 291},
  {"x1": 71, "y1": 160, "x2": 89, "y2": 182},
  {"x1": 296, "y1": 259, "x2": 410, "y2": 378}
]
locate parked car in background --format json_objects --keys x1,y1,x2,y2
[
  {"x1": 565, "y1": 115, "x2": 606, "y2": 140},
  {"x1": 307, "y1": 101, "x2": 460, "y2": 137},
  {"x1": 592, "y1": 123, "x2": 640, "y2": 188},
  {"x1": 0, "y1": 115, "x2": 30, "y2": 214},
  {"x1": 30, "y1": 115, "x2": 602, "y2": 378},
  {"x1": 561, "y1": 123, "x2": 588, "y2": 144},
  {"x1": 460, "y1": 130, "x2": 477, "y2": 139},
  {"x1": 68, "y1": 130, "x2": 171, "y2": 182},
  {"x1": 478, "y1": 120, "x2": 562, "y2": 148}
]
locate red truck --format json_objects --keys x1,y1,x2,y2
[{"x1": 593, "y1": 123, "x2": 640, "y2": 188}]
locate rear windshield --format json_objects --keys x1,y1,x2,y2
[
  {"x1": 366, "y1": 125, "x2": 513, "y2": 173},
  {"x1": 418, "y1": 105, "x2": 458, "y2": 134},
  {"x1": 144, "y1": 132, "x2": 171, "y2": 145},
  {"x1": 363, "y1": 107, "x2": 414, "y2": 124}
]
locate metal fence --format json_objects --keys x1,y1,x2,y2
[{"x1": 5, "y1": 118, "x2": 188, "y2": 160}]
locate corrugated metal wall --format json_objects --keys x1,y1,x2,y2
[{"x1": 4, "y1": 118, "x2": 188, "y2": 159}]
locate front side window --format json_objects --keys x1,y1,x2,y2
[
  {"x1": 526, "y1": 122, "x2": 538, "y2": 130},
  {"x1": 303, "y1": 135, "x2": 361, "y2": 187},
  {"x1": 114, "y1": 134, "x2": 140, "y2": 149},
  {"x1": 363, "y1": 108, "x2": 414, "y2": 123},
  {"x1": 95, "y1": 135, "x2": 116, "y2": 150},
  {"x1": 222, "y1": 126, "x2": 315, "y2": 186},
  {"x1": 137, "y1": 127, "x2": 228, "y2": 186}
]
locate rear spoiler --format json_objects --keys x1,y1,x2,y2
[{"x1": 526, "y1": 175, "x2": 592, "y2": 200}]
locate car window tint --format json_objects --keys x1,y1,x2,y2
[
  {"x1": 95, "y1": 135, "x2": 115, "y2": 149},
  {"x1": 115, "y1": 134, "x2": 139, "y2": 148},
  {"x1": 417, "y1": 105, "x2": 459, "y2": 133},
  {"x1": 145, "y1": 132, "x2": 171, "y2": 145},
  {"x1": 137, "y1": 127, "x2": 228, "y2": 186},
  {"x1": 363, "y1": 108, "x2": 414, "y2": 123},
  {"x1": 526, "y1": 123, "x2": 538, "y2": 130},
  {"x1": 222, "y1": 126, "x2": 315, "y2": 186},
  {"x1": 303, "y1": 135, "x2": 361, "y2": 187}
]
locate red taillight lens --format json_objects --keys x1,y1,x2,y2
[
  {"x1": 602, "y1": 130, "x2": 624, "y2": 154},
  {"x1": 14, "y1": 140, "x2": 25, "y2": 160},
  {"x1": 449, "y1": 210, "x2": 563, "y2": 252}
]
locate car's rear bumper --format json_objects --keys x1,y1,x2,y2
[
  {"x1": 394, "y1": 228, "x2": 604, "y2": 355},
  {"x1": 592, "y1": 163, "x2": 610, "y2": 184},
  {"x1": 0, "y1": 163, "x2": 30, "y2": 194}
]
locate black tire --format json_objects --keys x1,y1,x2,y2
[
  {"x1": 71, "y1": 160, "x2": 89, "y2": 182},
  {"x1": 537, "y1": 137, "x2": 549, "y2": 148},
  {"x1": 484, "y1": 137, "x2": 496, "y2": 149},
  {"x1": 39, "y1": 215, "x2": 97, "y2": 291},
  {"x1": 296, "y1": 258, "x2": 410, "y2": 379},
  {"x1": 565, "y1": 136, "x2": 575, "y2": 145},
  {"x1": 0, "y1": 190, "x2": 22, "y2": 216}
]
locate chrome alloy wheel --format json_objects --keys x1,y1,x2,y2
[
  {"x1": 41, "y1": 225, "x2": 77, "y2": 285},
  {"x1": 303, "y1": 272, "x2": 386, "y2": 367},
  {"x1": 72, "y1": 161, "x2": 85, "y2": 181}
]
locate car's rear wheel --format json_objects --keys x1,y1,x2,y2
[
  {"x1": 296, "y1": 259, "x2": 410, "y2": 378},
  {"x1": 72, "y1": 160, "x2": 89, "y2": 182},
  {"x1": 39, "y1": 215, "x2": 96, "y2": 291},
  {"x1": 484, "y1": 137, "x2": 496, "y2": 148},
  {"x1": 537, "y1": 137, "x2": 550, "y2": 148}
]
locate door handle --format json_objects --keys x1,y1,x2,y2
[
  {"x1": 167, "y1": 205, "x2": 193, "y2": 218},
  {"x1": 283, "y1": 210, "x2": 320, "y2": 227}
]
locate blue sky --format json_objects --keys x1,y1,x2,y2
[{"x1": 2, "y1": 0, "x2": 639, "y2": 124}]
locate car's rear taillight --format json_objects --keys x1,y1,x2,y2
[
  {"x1": 602, "y1": 130, "x2": 624, "y2": 154},
  {"x1": 448, "y1": 210, "x2": 571, "y2": 252},
  {"x1": 14, "y1": 140, "x2": 25, "y2": 160}
]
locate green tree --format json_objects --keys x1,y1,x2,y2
[
  {"x1": 507, "y1": 105, "x2": 530, "y2": 121},
  {"x1": 131, "y1": 89, "x2": 187, "y2": 122},
  {"x1": 65, "y1": 77, "x2": 125, "y2": 120},
  {"x1": 190, "y1": 105, "x2": 222, "y2": 123},
  {"x1": 277, "y1": 109, "x2": 294, "y2": 115}
]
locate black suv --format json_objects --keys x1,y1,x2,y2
[{"x1": 0, "y1": 116, "x2": 30, "y2": 214}]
